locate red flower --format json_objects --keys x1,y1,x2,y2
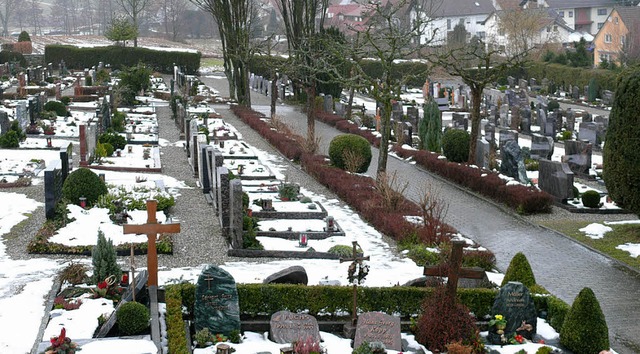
[
  {"x1": 51, "y1": 328, "x2": 66, "y2": 347},
  {"x1": 539, "y1": 339, "x2": 545, "y2": 344},
  {"x1": 97, "y1": 281, "x2": 108, "y2": 289},
  {"x1": 514, "y1": 334, "x2": 524, "y2": 343}
]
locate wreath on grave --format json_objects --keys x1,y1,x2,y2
[{"x1": 347, "y1": 259, "x2": 369, "y2": 285}]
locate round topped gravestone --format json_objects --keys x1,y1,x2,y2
[
  {"x1": 488, "y1": 281, "x2": 537, "y2": 345},
  {"x1": 194, "y1": 265, "x2": 241, "y2": 336}
]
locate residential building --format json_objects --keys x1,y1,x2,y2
[
  {"x1": 539, "y1": 0, "x2": 622, "y2": 35},
  {"x1": 592, "y1": 6, "x2": 640, "y2": 66},
  {"x1": 420, "y1": 0, "x2": 496, "y2": 45}
]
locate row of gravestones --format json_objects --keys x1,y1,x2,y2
[
  {"x1": 249, "y1": 72, "x2": 292, "y2": 101},
  {"x1": 506, "y1": 75, "x2": 612, "y2": 103},
  {"x1": 194, "y1": 265, "x2": 540, "y2": 350}
]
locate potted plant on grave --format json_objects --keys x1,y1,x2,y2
[
  {"x1": 43, "y1": 328, "x2": 81, "y2": 354},
  {"x1": 278, "y1": 182, "x2": 300, "y2": 201}
]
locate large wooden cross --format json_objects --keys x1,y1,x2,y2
[
  {"x1": 340, "y1": 241, "x2": 370, "y2": 326},
  {"x1": 123, "y1": 200, "x2": 181, "y2": 287},
  {"x1": 423, "y1": 240, "x2": 486, "y2": 300}
]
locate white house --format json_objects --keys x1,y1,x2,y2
[
  {"x1": 532, "y1": 0, "x2": 622, "y2": 35},
  {"x1": 420, "y1": 0, "x2": 496, "y2": 45}
]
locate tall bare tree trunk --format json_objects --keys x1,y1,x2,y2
[
  {"x1": 377, "y1": 100, "x2": 392, "y2": 180},
  {"x1": 306, "y1": 85, "x2": 316, "y2": 141},
  {"x1": 468, "y1": 86, "x2": 482, "y2": 165},
  {"x1": 270, "y1": 71, "x2": 278, "y2": 117}
]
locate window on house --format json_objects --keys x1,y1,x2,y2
[
  {"x1": 597, "y1": 8, "x2": 607, "y2": 16},
  {"x1": 546, "y1": 26, "x2": 551, "y2": 33},
  {"x1": 598, "y1": 22, "x2": 604, "y2": 29},
  {"x1": 621, "y1": 35, "x2": 626, "y2": 45},
  {"x1": 477, "y1": 31, "x2": 486, "y2": 39},
  {"x1": 498, "y1": 29, "x2": 505, "y2": 36},
  {"x1": 605, "y1": 34, "x2": 612, "y2": 43},
  {"x1": 569, "y1": 11, "x2": 573, "y2": 18},
  {"x1": 553, "y1": 25, "x2": 558, "y2": 32},
  {"x1": 614, "y1": 17, "x2": 618, "y2": 24},
  {"x1": 447, "y1": 18, "x2": 451, "y2": 30},
  {"x1": 559, "y1": 11, "x2": 564, "y2": 17}
]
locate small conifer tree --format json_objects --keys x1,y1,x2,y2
[
  {"x1": 501, "y1": 252, "x2": 536, "y2": 288},
  {"x1": 560, "y1": 287, "x2": 609, "y2": 353},
  {"x1": 91, "y1": 230, "x2": 121, "y2": 284},
  {"x1": 419, "y1": 97, "x2": 442, "y2": 152}
]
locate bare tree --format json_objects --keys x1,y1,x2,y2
[
  {"x1": 0, "y1": 0, "x2": 17, "y2": 36},
  {"x1": 190, "y1": 0, "x2": 256, "y2": 106},
  {"x1": 97, "y1": 0, "x2": 118, "y2": 35},
  {"x1": 276, "y1": 0, "x2": 329, "y2": 141},
  {"x1": 115, "y1": 0, "x2": 149, "y2": 47},
  {"x1": 27, "y1": 0, "x2": 42, "y2": 35},
  {"x1": 494, "y1": 6, "x2": 558, "y2": 56},
  {"x1": 430, "y1": 35, "x2": 529, "y2": 164},
  {"x1": 342, "y1": 0, "x2": 437, "y2": 179},
  {"x1": 162, "y1": 0, "x2": 188, "y2": 41}
]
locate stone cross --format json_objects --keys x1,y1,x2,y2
[
  {"x1": 340, "y1": 241, "x2": 370, "y2": 326},
  {"x1": 423, "y1": 240, "x2": 485, "y2": 300},
  {"x1": 123, "y1": 200, "x2": 180, "y2": 287}
]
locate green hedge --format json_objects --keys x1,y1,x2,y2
[
  {"x1": 165, "y1": 285, "x2": 189, "y2": 354},
  {"x1": 44, "y1": 45, "x2": 201, "y2": 74}
]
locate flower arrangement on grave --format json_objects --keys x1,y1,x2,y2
[
  {"x1": 489, "y1": 314, "x2": 507, "y2": 332},
  {"x1": 278, "y1": 182, "x2": 300, "y2": 201},
  {"x1": 91, "y1": 275, "x2": 122, "y2": 301},
  {"x1": 44, "y1": 328, "x2": 81, "y2": 354},
  {"x1": 53, "y1": 296, "x2": 82, "y2": 311},
  {"x1": 347, "y1": 258, "x2": 369, "y2": 285},
  {"x1": 293, "y1": 336, "x2": 323, "y2": 354}
]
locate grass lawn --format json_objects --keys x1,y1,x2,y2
[
  {"x1": 201, "y1": 57, "x2": 224, "y2": 67},
  {"x1": 540, "y1": 220, "x2": 640, "y2": 270}
]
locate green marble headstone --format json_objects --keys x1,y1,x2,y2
[{"x1": 194, "y1": 265, "x2": 240, "y2": 336}]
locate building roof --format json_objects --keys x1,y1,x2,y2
[
  {"x1": 428, "y1": 0, "x2": 495, "y2": 17},
  {"x1": 545, "y1": 0, "x2": 620, "y2": 9},
  {"x1": 615, "y1": 5, "x2": 640, "y2": 26}
]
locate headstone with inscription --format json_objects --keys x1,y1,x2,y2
[
  {"x1": 194, "y1": 265, "x2": 241, "y2": 336},
  {"x1": 489, "y1": 282, "x2": 537, "y2": 343},
  {"x1": 538, "y1": 159, "x2": 574, "y2": 201},
  {"x1": 562, "y1": 140, "x2": 592, "y2": 177},
  {"x1": 354, "y1": 312, "x2": 402, "y2": 351},
  {"x1": 269, "y1": 310, "x2": 320, "y2": 344}
]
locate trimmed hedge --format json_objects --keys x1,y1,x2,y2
[
  {"x1": 328, "y1": 134, "x2": 372, "y2": 173},
  {"x1": 165, "y1": 285, "x2": 189, "y2": 354},
  {"x1": 116, "y1": 301, "x2": 149, "y2": 335},
  {"x1": 44, "y1": 45, "x2": 201, "y2": 74},
  {"x1": 560, "y1": 287, "x2": 609, "y2": 353},
  {"x1": 501, "y1": 252, "x2": 536, "y2": 288}
]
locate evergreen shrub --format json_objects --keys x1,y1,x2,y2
[
  {"x1": 91, "y1": 230, "x2": 121, "y2": 284},
  {"x1": 501, "y1": 252, "x2": 536, "y2": 288},
  {"x1": 18, "y1": 31, "x2": 31, "y2": 42},
  {"x1": 116, "y1": 301, "x2": 150, "y2": 335},
  {"x1": 442, "y1": 129, "x2": 470, "y2": 163},
  {"x1": 560, "y1": 287, "x2": 609, "y2": 353},
  {"x1": 328, "y1": 134, "x2": 372, "y2": 173},
  {"x1": 581, "y1": 190, "x2": 601, "y2": 208},
  {"x1": 99, "y1": 132, "x2": 127, "y2": 150},
  {"x1": 62, "y1": 168, "x2": 108, "y2": 206},
  {"x1": 44, "y1": 100, "x2": 68, "y2": 117}
]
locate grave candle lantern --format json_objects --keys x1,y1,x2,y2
[
  {"x1": 128, "y1": 146, "x2": 133, "y2": 153},
  {"x1": 299, "y1": 233, "x2": 308, "y2": 247},
  {"x1": 326, "y1": 216, "x2": 335, "y2": 231},
  {"x1": 46, "y1": 137, "x2": 52, "y2": 148},
  {"x1": 79, "y1": 196, "x2": 87, "y2": 209},
  {"x1": 120, "y1": 271, "x2": 129, "y2": 287}
]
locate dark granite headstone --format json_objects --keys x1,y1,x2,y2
[
  {"x1": 507, "y1": 76, "x2": 515, "y2": 87},
  {"x1": 488, "y1": 282, "x2": 537, "y2": 344},
  {"x1": 269, "y1": 310, "x2": 320, "y2": 344},
  {"x1": 538, "y1": 159, "x2": 574, "y2": 200},
  {"x1": 406, "y1": 106, "x2": 419, "y2": 128},
  {"x1": 392, "y1": 101, "x2": 403, "y2": 121},
  {"x1": 263, "y1": 266, "x2": 308, "y2": 285},
  {"x1": 44, "y1": 160, "x2": 63, "y2": 220},
  {"x1": 452, "y1": 113, "x2": 468, "y2": 130},
  {"x1": 565, "y1": 109, "x2": 575, "y2": 132},
  {"x1": 520, "y1": 108, "x2": 531, "y2": 134},
  {"x1": 562, "y1": 140, "x2": 592, "y2": 177},
  {"x1": 354, "y1": 312, "x2": 402, "y2": 351},
  {"x1": 476, "y1": 137, "x2": 490, "y2": 169},
  {"x1": 500, "y1": 140, "x2": 528, "y2": 183},
  {"x1": 0, "y1": 111, "x2": 9, "y2": 134},
  {"x1": 484, "y1": 123, "x2": 496, "y2": 148},
  {"x1": 530, "y1": 134, "x2": 554, "y2": 160},
  {"x1": 230, "y1": 179, "x2": 243, "y2": 248},
  {"x1": 194, "y1": 265, "x2": 241, "y2": 336},
  {"x1": 498, "y1": 129, "x2": 518, "y2": 150},
  {"x1": 578, "y1": 122, "x2": 597, "y2": 146}
]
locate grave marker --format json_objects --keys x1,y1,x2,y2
[
  {"x1": 340, "y1": 241, "x2": 369, "y2": 327},
  {"x1": 354, "y1": 312, "x2": 402, "y2": 351},
  {"x1": 195, "y1": 265, "x2": 241, "y2": 336},
  {"x1": 538, "y1": 159, "x2": 574, "y2": 200},
  {"x1": 269, "y1": 310, "x2": 320, "y2": 344},
  {"x1": 488, "y1": 282, "x2": 537, "y2": 344}
]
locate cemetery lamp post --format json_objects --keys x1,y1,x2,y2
[{"x1": 79, "y1": 196, "x2": 87, "y2": 209}]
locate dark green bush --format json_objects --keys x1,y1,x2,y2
[
  {"x1": 116, "y1": 301, "x2": 150, "y2": 335},
  {"x1": 603, "y1": 67, "x2": 640, "y2": 215},
  {"x1": 560, "y1": 287, "x2": 609, "y2": 353},
  {"x1": 85, "y1": 75, "x2": 92, "y2": 86},
  {"x1": 43, "y1": 101, "x2": 68, "y2": 117},
  {"x1": 405, "y1": 245, "x2": 441, "y2": 266},
  {"x1": 441, "y1": 129, "x2": 470, "y2": 163},
  {"x1": 62, "y1": 168, "x2": 108, "y2": 206},
  {"x1": 572, "y1": 185, "x2": 580, "y2": 199},
  {"x1": 102, "y1": 142, "x2": 114, "y2": 157},
  {"x1": 501, "y1": 252, "x2": 536, "y2": 288},
  {"x1": 18, "y1": 31, "x2": 31, "y2": 42},
  {"x1": 581, "y1": 190, "x2": 601, "y2": 208},
  {"x1": 0, "y1": 130, "x2": 20, "y2": 148},
  {"x1": 547, "y1": 100, "x2": 560, "y2": 111},
  {"x1": 328, "y1": 134, "x2": 372, "y2": 173},
  {"x1": 110, "y1": 111, "x2": 126, "y2": 132},
  {"x1": 44, "y1": 45, "x2": 201, "y2": 74},
  {"x1": 328, "y1": 244, "x2": 362, "y2": 258},
  {"x1": 99, "y1": 132, "x2": 127, "y2": 150},
  {"x1": 0, "y1": 50, "x2": 26, "y2": 67}
]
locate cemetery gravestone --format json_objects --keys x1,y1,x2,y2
[
  {"x1": 484, "y1": 123, "x2": 496, "y2": 148},
  {"x1": 406, "y1": 106, "x2": 419, "y2": 128},
  {"x1": 566, "y1": 109, "x2": 575, "y2": 132},
  {"x1": 476, "y1": 137, "x2": 490, "y2": 169},
  {"x1": 520, "y1": 107, "x2": 531, "y2": 134},
  {"x1": 195, "y1": 265, "x2": 241, "y2": 336},
  {"x1": 578, "y1": 122, "x2": 598, "y2": 147},
  {"x1": 562, "y1": 140, "x2": 592, "y2": 177},
  {"x1": 229, "y1": 179, "x2": 243, "y2": 248},
  {"x1": 270, "y1": 310, "x2": 320, "y2": 344},
  {"x1": 263, "y1": 266, "x2": 308, "y2": 285},
  {"x1": 353, "y1": 312, "x2": 402, "y2": 351},
  {"x1": 44, "y1": 160, "x2": 63, "y2": 219},
  {"x1": 323, "y1": 95, "x2": 333, "y2": 113},
  {"x1": 335, "y1": 102, "x2": 345, "y2": 117},
  {"x1": 0, "y1": 111, "x2": 9, "y2": 134},
  {"x1": 500, "y1": 140, "x2": 528, "y2": 184},
  {"x1": 530, "y1": 134, "x2": 554, "y2": 160},
  {"x1": 538, "y1": 159, "x2": 574, "y2": 200},
  {"x1": 488, "y1": 282, "x2": 537, "y2": 344},
  {"x1": 498, "y1": 129, "x2": 518, "y2": 150}
]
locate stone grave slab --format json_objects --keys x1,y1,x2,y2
[
  {"x1": 353, "y1": 312, "x2": 402, "y2": 351},
  {"x1": 96, "y1": 270, "x2": 149, "y2": 338},
  {"x1": 488, "y1": 281, "x2": 537, "y2": 344},
  {"x1": 538, "y1": 159, "x2": 574, "y2": 200},
  {"x1": 562, "y1": 140, "x2": 592, "y2": 177},
  {"x1": 194, "y1": 265, "x2": 241, "y2": 336},
  {"x1": 263, "y1": 266, "x2": 308, "y2": 285},
  {"x1": 269, "y1": 310, "x2": 320, "y2": 344},
  {"x1": 530, "y1": 134, "x2": 554, "y2": 160}
]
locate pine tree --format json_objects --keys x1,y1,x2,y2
[
  {"x1": 92, "y1": 230, "x2": 121, "y2": 284},
  {"x1": 420, "y1": 97, "x2": 442, "y2": 152},
  {"x1": 603, "y1": 67, "x2": 640, "y2": 215}
]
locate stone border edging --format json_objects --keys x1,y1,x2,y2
[{"x1": 228, "y1": 249, "x2": 340, "y2": 259}]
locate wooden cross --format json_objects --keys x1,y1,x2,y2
[
  {"x1": 123, "y1": 200, "x2": 180, "y2": 287},
  {"x1": 340, "y1": 241, "x2": 370, "y2": 326},
  {"x1": 423, "y1": 240, "x2": 486, "y2": 300}
]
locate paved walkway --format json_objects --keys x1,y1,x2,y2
[{"x1": 202, "y1": 77, "x2": 640, "y2": 353}]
